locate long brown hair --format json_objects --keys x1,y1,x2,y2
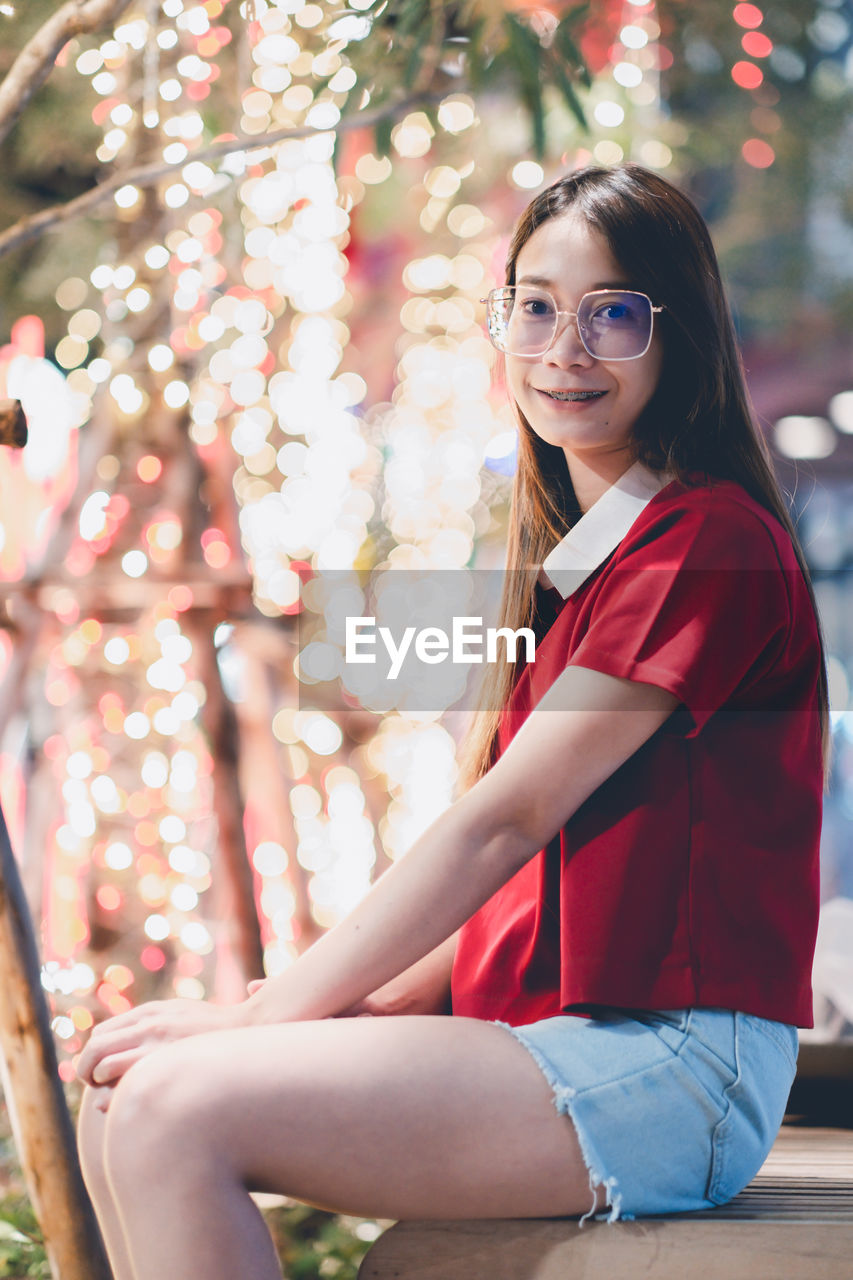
[{"x1": 458, "y1": 163, "x2": 831, "y2": 790}]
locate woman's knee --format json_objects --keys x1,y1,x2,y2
[{"x1": 102, "y1": 1045, "x2": 224, "y2": 1187}]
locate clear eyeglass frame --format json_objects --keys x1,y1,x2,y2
[{"x1": 482, "y1": 286, "x2": 666, "y2": 361}]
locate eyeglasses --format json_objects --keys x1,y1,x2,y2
[{"x1": 483, "y1": 286, "x2": 664, "y2": 361}]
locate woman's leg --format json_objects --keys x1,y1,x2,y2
[
  {"x1": 91, "y1": 1013, "x2": 607, "y2": 1280},
  {"x1": 77, "y1": 1086, "x2": 137, "y2": 1280}
]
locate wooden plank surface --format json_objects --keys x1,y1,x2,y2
[
  {"x1": 358, "y1": 1220, "x2": 853, "y2": 1280},
  {"x1": 358, "y1": 1126, "x2": 853, "y2": 1280},
  {"x1": 677, "y1": 1123, "x2": 853, "y2": 1221}
]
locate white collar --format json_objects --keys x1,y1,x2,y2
[{"x1": 540, "y1": 460, "x2": 673, "y2": 599}]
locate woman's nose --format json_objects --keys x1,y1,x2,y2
[{"x1": 544, "y1": 313, "x2": 594, "y2": 366}]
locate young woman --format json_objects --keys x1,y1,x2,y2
[{"x1": 76, "y1": 163, "x2": 828, "y2": 1279}]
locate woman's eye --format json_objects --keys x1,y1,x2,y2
[
  {"x1": 520, "y1": 297, "x2": 554, "y2": 317},
  {"x1": 597, "y1": 303, "x2": 630, "y2": 321}
]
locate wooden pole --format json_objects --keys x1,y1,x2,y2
[{"x1": 0, "y1": 802, "x2": 112, "y2": 1280}]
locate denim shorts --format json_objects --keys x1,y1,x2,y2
[{"x1": 494, "y1": 1006, "x2": 798, "y2": 1224}]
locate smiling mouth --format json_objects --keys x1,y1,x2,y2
[{"x1": 540, "y1": 390, "x2": 607, "y2": 402}]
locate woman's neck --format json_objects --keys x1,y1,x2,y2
[{"x1": 564, "y1": 449, "x2": 636, "y2": 515}]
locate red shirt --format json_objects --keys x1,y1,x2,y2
[{"x1": 451, "y1": 474, "x2": 823, "y2": 1028}]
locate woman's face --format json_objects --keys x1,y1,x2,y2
[{"x1": 505, "y1": 212, "x2": 664, "y2": 479}]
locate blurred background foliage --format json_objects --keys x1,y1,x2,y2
[{"x1": 2, "y1": 0, "x2": 851, "y2": 351}]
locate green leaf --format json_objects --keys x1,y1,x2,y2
[
  {"x1": 554, "y1": 10, "x2": 592, "y2": 89},
  {"x1": 504, "y1": 13, "x2": 547, "y2": 158},
  {"x1": 403, "y1": 35, "x2": 423, "y2": 91},
  {"x1": 465, "y1": 21, "x2": 488, "y2": 89},
  {"x1": 547, "y1": 52, "x2": 588, "y2": 129},
  {"x1": 505, "y1": 12, "x2": 541, "y2": 78},
  {"x1": 373, "y1": 112, "x2": 394, "y2": 159},
  {"x1": 531, "y1": 101, "x2": 546, "y2": 159},
  {"x1": 394, "y1": 0, "x2": 431, "y2": 42},
  {"x1": 0, "y1": 1220, "x2": 33, "y2": 1244}
]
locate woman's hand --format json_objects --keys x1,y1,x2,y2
[{"x1": 76, "y1": 998, "x2": 251, "y2": 1090}]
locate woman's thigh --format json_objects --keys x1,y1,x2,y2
[{"x1": 104, "y1": 1014, "x2": 608, "y2": 1221}]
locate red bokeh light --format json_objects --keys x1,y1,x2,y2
[
  {"x1": 96, "y1": 885, "x2": 123, "y2": 911},
  {"x1": 168, "y1": 584, "x2": 194, "y2": 611},
  {"x1": 742, "y1": 31, "x2": 772, "y2": 57},
  {"x1": 201, "y1": 528, "x2": 231, "y2": 568},
  {"x1": 97, "y1": 982, "x2": 132, "y2": 1014},
  {"x1": 742, "y1": 138, "x2": 775, "y2": 168},
  {"x1": 733, "y1": 3, "x2": 763, "y2": 28},
  {"x1": 732, "y1": 60, "x2": 763, "y2": 89},
  {"x1": 203, "y1": 541, "x2": 231, "y2": 568},
  {"x1": 141, "y1": 945, "x2": 167, "y2": 971}
]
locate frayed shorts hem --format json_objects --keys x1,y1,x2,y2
[
  {"x1": 494, "y1": 1018, "x2": 628, "y2": 1226},
  {"x1": 492, "y1": 1006, "x2": 797, "y2": 1224}
]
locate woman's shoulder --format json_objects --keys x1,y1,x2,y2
[
  {"x1": 653, "y1": 471, "x2": 776, "y2": 520},
  {"x1": 624, "y1": 471, "x2": 797, "y2": 570}
]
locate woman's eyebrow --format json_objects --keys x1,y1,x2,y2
[
  {"x1": 516, "y1": 274, "x2": 633, "y2": 290},
  {"x1": 516, "y1": 273, "x2": 555, "y2": 287}
]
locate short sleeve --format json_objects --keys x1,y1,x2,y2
[{"x1": 566, "y1": 491, "x2": 793, "y2": 734}]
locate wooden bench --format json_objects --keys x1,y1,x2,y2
[{"x1": 357, "y1": 1123, "x2": 853, "y2": 1279}]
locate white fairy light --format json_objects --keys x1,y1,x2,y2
[{"x1": 114, "y1": 184, "x2": 140, "y2": 208}]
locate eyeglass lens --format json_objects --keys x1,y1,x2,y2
[{"x1": 488, "y1": 288, "x2": 654, "y2": 360}]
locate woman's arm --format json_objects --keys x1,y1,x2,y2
[
  {"x1": 336, "y1": 931, "x2": 458, "y2": 1017},
  {"x1": 246, "y1": 928, "x2": 459, "y2": 1018},
  {"x1": 243, "y1": 665, "x2": 678, "y2": 1026}
]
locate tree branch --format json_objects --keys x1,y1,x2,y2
[
  {"x1": 0, "y1": 92, "x2": 443, "y2": 261},
  {"x1": 0, "y1": 0, "x2": 135, "y2": 147}
]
